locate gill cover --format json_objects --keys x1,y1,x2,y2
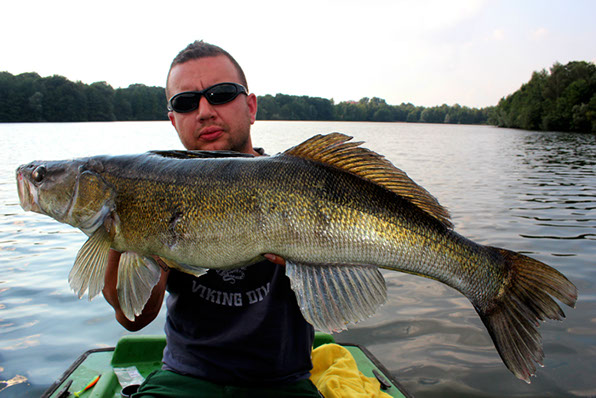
[
  {"x1": 68, "y1": 167, "x2": 116, "y2": 235},
  {"x1": 67, "y1": 163, "x2": 163, "y2": 318},
  {"x1": 66, "y1": 163, "x2": 118, "y2": 302}
]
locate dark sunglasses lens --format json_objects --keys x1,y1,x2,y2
[
  {"x1": 170, "y1": 84, "x2": 245, "y2": 112},
  {"x1": 171, "y1": 93, "x2": 199, "y2": 113},
  {"x1": 207, "y1": 84, "x2": 239, "y2": 104}
]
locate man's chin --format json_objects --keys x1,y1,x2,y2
[{"x1": 196, "y1": 139, "x2": 232, "y2": 152}]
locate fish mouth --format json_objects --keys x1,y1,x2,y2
[{"x1": 16, "y1": 169, "x2": 41, "y2": 213}]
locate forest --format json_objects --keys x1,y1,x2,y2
[
  {"x1": 0, "y1": 72, "x2": 167, "y2": 122},
  {"x1": 1, "y1": 60, "x2": 594, "y2": 132},
  {"x1": 0, "y1": 71, "x2": 490, "y2": 125},
  {"x1": 257, "y1": 94, "x2": 490, "y2": 124},
  {"x1": 490, "y1": 61, "x2": 595, "y2": 133}
]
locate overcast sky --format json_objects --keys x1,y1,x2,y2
[{"x1": 2, "y1": 0, "x2": 594, "y2": 108}]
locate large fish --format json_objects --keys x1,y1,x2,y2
[{"x1": 16, "y1": 133, "x2": 577, "y2": 382}]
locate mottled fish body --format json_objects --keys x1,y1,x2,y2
[{"x1": 16, "y1": 133, "x2": 577, "y2": 382}]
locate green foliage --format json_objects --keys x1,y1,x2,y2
[
  {"x1": 0, "y1": 71, "x2": 493, "y2": 125},
  {"x1": 257, "y1": 94, "x2": 491, "y2": 124},
  {"x1": 3, "y1": 62, "x2": 592, "y2": 130},
  {"x1": 493, "y1": 61, "x2": 596, "y2": 133},
  {"x1": 256, "y1": 94, "x2": 334, "y2": 121},
  {"x1": 87, "y1": 82, "x2": 116, "y2": 121},
  {"x1": 0, "y1": 71, "x2": 43, "y2": 122},
  {"x1": 0, "y1": 72, "x2": 167, "y2": 122}
]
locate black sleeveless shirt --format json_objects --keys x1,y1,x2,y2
[{"x1": 162, "y1": 260, "x2": 315, "y2": 386}]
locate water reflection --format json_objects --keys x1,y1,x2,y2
[
  {"x1": 0, "y1": 375, "x2": 28, "y2": 393},
  {"x1": 521, "y1": 131, "x2": 596, "y2": 165}
]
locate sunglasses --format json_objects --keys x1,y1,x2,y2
[{"x1": 167, "y1": 82, "x2": 248, "y2": 113}]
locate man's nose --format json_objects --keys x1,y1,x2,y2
[{"x1": 196, "y1": 96, "x2": 216, "y2": 121}]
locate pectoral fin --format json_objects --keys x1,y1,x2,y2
[
  {"x1": 69, "y1": 227, "x2": 112, "y2": 300},
  {"x1": 285, "y1": 262, "x2": 387, "y2": 333},
  {"x1": 116, "y1": 252, "x2": 163, "y2": 321}
]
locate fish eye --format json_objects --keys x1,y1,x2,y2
[{"x1": 32, "y1": 166, "x2": 47, "y2": 182}]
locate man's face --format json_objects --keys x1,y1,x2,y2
[{"x1": 167, "y1": 56, "x2": 258, "y2": 154}]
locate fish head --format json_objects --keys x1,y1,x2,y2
[{"x1": 16, "y1": 158, "x2": 115, "y2": 235}]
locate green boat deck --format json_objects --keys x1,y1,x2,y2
[{"x1": 43, "y1": 333, "x2": 411, "y2": 398}]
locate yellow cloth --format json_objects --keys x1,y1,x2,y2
[{"x1": 309, "y1": 343, "x2": 392, "y2": 398}]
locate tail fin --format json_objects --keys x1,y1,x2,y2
[{"x1": 476, "y1": 248, "x2": 577, "y2": 383}]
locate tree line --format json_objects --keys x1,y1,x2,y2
[
  {"x1": 1, "y1": 60, "x2": 594, "y2": 132},
  {"x1": 257, "y1": 94, "x2": 491, "y2": 124},
  {"x1": 0, "y1": 72, "x2": 167, "y2": 122},
  {"x1": 0, "y1": 71, "x2": 490, "y2": 125},
  {"x1": 489, "y1": 61, "x2": 595, "y2": 133}
]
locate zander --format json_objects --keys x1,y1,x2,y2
[{"x1": 16, "y1": 133, "x2": 577, "y2": 382}]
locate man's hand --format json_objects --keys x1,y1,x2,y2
[
  {"x1": 153, "y1": 256, "x2": 170, "y2": 271},
  {"x1": 263, "y1": 253, "x2": 286, "y2": 266},
  {"x1": 103, "y1": 250, "x2": 169, "y2": 331}
]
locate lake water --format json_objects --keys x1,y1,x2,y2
[{"x1": 0, "y1": 121, "x2": 594, "y2": 397}]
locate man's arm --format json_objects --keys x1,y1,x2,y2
[{"x1": 102, "y1": 249, "x2": 169, "y2": 331}]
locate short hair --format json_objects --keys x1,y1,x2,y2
[{"x1": 166, "y1": 40, "x2": 248, "y2": 98}]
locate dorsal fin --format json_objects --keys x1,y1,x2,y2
[
  {"x1": 283, "y1": 133, "x2": 453, "y2": 228},
  {"x1": 149, "y1": 150, "x2": 255, "y2": 159}
]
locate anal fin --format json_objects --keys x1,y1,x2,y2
[{"x1": 286, "y1": 262, "x2": 387, "y2": 333}]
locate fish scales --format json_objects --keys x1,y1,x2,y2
[
  {"x1": 97, "y1": 155, "x2": 268, "y2": 267},
  {"x1": 15, "y1": 132, "x2": 577, "y2": 383},
  {"x1": 262, "y1": 156, "x2": 504, "y2": 304}
]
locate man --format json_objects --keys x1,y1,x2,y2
[{"x1": 102, "y1": 41, "x2": 320, "y2": 397}]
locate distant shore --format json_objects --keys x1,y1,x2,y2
[{"x1": 1, "y1": 60, "x2": 593, "y2": 133}]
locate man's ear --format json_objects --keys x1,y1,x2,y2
[
  {"x1": 168, "y1": 111, "x2": 177, "y2": 129},
  {"x1": 247, "y1": 93, "x2": 258, "y2": 124}
]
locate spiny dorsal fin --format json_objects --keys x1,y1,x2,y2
[{"x1": 284, "y1": 133, "x2": 453, "y2": 228}]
